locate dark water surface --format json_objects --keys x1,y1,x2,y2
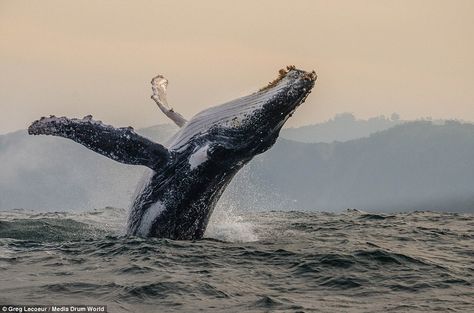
[{"x1": 0, "y1": 208, "x2": 473, "y2": 312}]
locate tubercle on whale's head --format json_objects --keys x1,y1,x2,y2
[{"x1": 259, "y1": 65, "x2": 317, "y2": 92}]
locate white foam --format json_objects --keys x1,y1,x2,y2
[{"x1": 189, "y1": 144, "x2": 209, "y2": 170}]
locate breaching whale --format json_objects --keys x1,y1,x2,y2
[{"x1": 28, "y1": 66, "x2": 317, "y2": 239}]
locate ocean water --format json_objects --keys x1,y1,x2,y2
[{"x1": 0, "y1": 208, "x2": 472, "y2": 312}]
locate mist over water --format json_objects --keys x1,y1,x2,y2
[{"x1": 1, "y1": 207, "x2": 472, "y2": 312}]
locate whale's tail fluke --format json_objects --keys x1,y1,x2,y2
[{"x1": 28, "y1": 115, "x2": 170, "y2": 171}]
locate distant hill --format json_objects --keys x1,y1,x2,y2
[
  {"x1": 137, "y1": 123, "x2": 179, "y2": 143},
  {"x1": 1, "y1": 120, "x2": 474, "y2": 212},
  {"x1": 280, "y1": 112, "x2": 404, "y2": 143},
  {"x1": 240, "y1": 120, "x2": 474, "y2": 212},
  {"x1": 136, "y1": 113, "x2": 408, "y2": 144}
]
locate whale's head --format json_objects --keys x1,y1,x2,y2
[
  {"x1": 240, "y1": 66, "x2": 317, "y2": 155},
  {"x1": 169, "y1": 66, "x2": 316, "y2": 165}
]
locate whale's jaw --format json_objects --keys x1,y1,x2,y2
[{"x1": 128, "y1": 66, "x2": 317, "y2": 239}]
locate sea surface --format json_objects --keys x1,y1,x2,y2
[{"x1": 0, "y1": 208, "x2": 473, "y2": 312}]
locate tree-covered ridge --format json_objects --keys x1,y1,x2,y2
[{"x1": 1, "y1": 118, "x2": 473, "y2": 212}]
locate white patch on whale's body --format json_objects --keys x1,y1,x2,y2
[
  {"x1": 137, "y1": 201, "x2": 165, "y2": 236},
  {"x1": 189, "y1": 144, "x2": 210, "y2": 170}
]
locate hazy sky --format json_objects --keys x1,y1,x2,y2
[{"x1": 1, "y1": 0, "x2": 474, "y2": 134}]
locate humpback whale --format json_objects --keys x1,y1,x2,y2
[{"x1": 28, "y1": 66, "x2": 317, "y2": 239}]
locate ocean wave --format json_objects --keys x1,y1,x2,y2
[
  {"x1": 0, "y1": 209, "x2": 473, "y2": 312},
  {"x1": 0, "y1": 218, "x2": 106, "y2": 241}
]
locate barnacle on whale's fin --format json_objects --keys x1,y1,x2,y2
[
  {"x1": 28, "y1": 115, "x2": 170, "y2": 171},
  {"x1": 151, "y1": 75, "x2": 187, "y2": 128}
]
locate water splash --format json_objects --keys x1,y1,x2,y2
[{"x1": 206, "y1": 205, "x2": 258, "y2": 242}]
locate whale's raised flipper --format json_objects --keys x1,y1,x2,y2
[
  {"x1": 28, "y1": 115, "x2": 170, "y2": 171},
  {"x1": 150, "y1": 75, "x2": 187, "y2": 127}
]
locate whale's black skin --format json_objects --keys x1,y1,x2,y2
[{"x1": 28, "y1": 67, "x2": 316, "y2": 239}]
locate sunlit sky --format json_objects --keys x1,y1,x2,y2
[{"x1": 1, "y1": 0, "x2": 474, "y2": 134}]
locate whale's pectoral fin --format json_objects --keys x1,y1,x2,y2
[
  {"x1": 28, "y1": 115, "x2": 170, "y2": 171},
  {"x1": 150, "y1": 75, "x2": 187, "y2": 128}
]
